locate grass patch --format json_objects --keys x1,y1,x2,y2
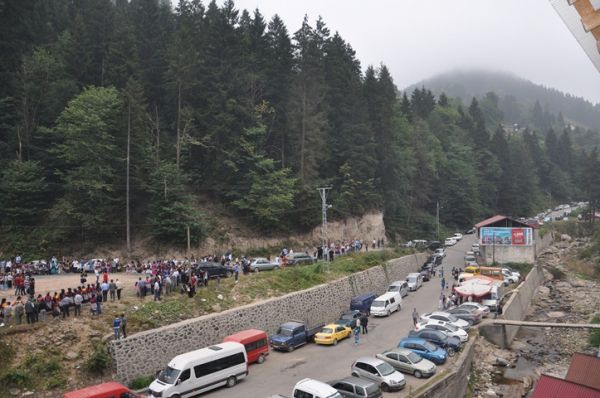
[
  {"x1": 129, "y1": 375, "x2": 154, "y2": 390},
  {"x1": 0, "y1": 349, "x2": 66, "y2": 392},
  {"x1": 128, "y1": 299, "x2": 195, "y2": 331},
  {"x1": 590, "y1": 315, "x2": 600, "y2": 347}
]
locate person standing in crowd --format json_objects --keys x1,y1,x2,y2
[
  {"x1": 153, "y1": 279, "x2": 161, "y2": 301},
  {"x1": 120, "y1": 313, "x2": 127, "y2": 338},
  {"x1": 101, "y1": 280, "x2": 109, "y2": 302},
  {"x1": 115, "y1": 278, "x2": 122, "y2": 300},
  {"x1": 353, "y1": 325, "x2": 361, "y2": 345},
  {"x1": 233, "y1": 262, "x2": 239, "y2": 283},
  {"x1": 113, "y1": 315, "x2": 121, "y2": 339},
  {"x1": 25, "y1": 297, "x2": 36, "y2": 324},
  {"x1": 74, "y1": 291, "x2": 83, "y2": 316},
  {"x1": 108, "y1": 279, "x2": 117, "y2": 301},
  {"x1": 14, "y1": 297, "x2": 24, "y2": 325},
  {"x1": 360, "y1": 312, "x2": 369, "y2": 334}
]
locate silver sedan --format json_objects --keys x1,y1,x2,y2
[{"x1": 250, "y1": 258, "x2": 280, "y2": 272}]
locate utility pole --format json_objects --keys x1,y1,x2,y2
[
  {"x1": 436, "y1": 201, "x2": 440, "y2": 241},
  {"x1": 318, "y1": 187, "x2": 332, "y2": 272}
]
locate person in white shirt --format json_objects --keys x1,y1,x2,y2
[{"x1": 74, "y1": 292, "x2": 83, "y2": 316}]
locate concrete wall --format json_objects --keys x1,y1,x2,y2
[
  {"x1": 535, "y1": 231, "x2": 554, "y2": 256},
  {"x1": 479, "y1": 265, "x2": 545, "y2": 348},
  {"x1": 481, "y1": 245, "x2": 535, "y2": 264},
  {"x1": 111, "y1": 253, "x2": 427, "y2": 383},
  {"x1": 411, "y1": 337, "x2": 476, "y2": 398}
]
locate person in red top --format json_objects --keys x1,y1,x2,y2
[{"x1": 102, "y1": 271, "x2": 109, "y2": 284}]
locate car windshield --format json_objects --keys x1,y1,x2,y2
[
  {"x1": 371, "y1": 300, "x2": 385, "y2": 307},
  {"x1": 321, "y1": 328, "x2": 333, "y2": 334},
  {"x1": 388, "y1": 286, "x2": 399, "y2": 292},
  {"x1": 158, "y1": 366, "x2": 180, "y2": 384},
  {"x1": 376, "y1": 362, "x2": 396, "y2": 376},
  {"x1": 277, "y1": 328, "x2": 293, "y2": 337},
  {"x1": 407, "y1": 276, "x2": 417, "y2": 283},
  {"x1": 407, "y1": 352, "x2": 422, "y2": 363},
  {"x1": 423, "y1": 342, "x2": 437, "y2": 351}
]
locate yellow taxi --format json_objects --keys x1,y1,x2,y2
[{"x1": 314, "y1": 323, "x2": 352, "y2": 345}]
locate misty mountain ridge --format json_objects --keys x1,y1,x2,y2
[{"x1": 405, "y1": 69, "x2": 600, "y2": 131}]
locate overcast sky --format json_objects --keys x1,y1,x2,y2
[{"x1": 228, "y1": 0, "x2": 600, "y2": 104}]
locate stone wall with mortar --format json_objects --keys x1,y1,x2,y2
[{"x1": 111, "y1": 253, "x2": 427, "y2": 383}]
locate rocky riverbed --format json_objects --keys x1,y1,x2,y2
[{"x1": 469, "y1": 236, "x2": 600, "y2": 398}]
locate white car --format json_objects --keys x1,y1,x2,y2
[
  {"x1": 444, "y1": 238, "x2": 457, "y2": 247},
  {"x1": 406, "y1": 273, "x2": 423, "y2": 291},
  {"x1": 457, "y1": 302, "x2": 490, "y2": 318},
  {"x1": 502, "y1": 269, "x2": 520, "y2": 284},
  {"x1": 417, "y1": 319, "x2": 469, "y2": 343},
  {"x1": 434, "y1": 248, "x2": 446, "y2": 258},
  {"x1": 453, "y1": 233, "x2": 463, "y2": 241},
  {"x1": 420, "y1": 311, "x2": 471, "y2": 331}
]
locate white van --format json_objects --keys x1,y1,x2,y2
[
  {"x1": 481, "y1": 285, "x2": 500, "y2": 311},
  {"x1": 149, "y1": 342, "x2": 248, "y2": 398},
  {"x1": 388, "y1": 280, "x2": 409, "y2": 297},
  {"x1": 370, "y1": 291, "x2": 402, "y2": 317},
  {"x1": 292, "y1": 378, "x2": 343, "y2": 398},
  {"x1": 406, "y1": 273, "x2": 423, "y2": 291}
]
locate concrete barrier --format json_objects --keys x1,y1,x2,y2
[
  {"x1": 111, "y1": 252, "x2": 427, "y2": 383},
  {"x1": 479, "y1": 265, "x2": 545, "y2": 348},
  {"x1": 409, "y1": 337, "x2": 476, "y2": 398}
]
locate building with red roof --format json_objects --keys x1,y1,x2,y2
[
  {"x1": 531, "y1": 374, "x2": 600, "y2": 398},
  {"x1": 565, "y1": 352, "x2": 600, "y2": 391}
]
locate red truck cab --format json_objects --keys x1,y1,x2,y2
[
  {"x1": 223, "y1": 328, "x2": 269, "y2": 364},
  {"x1": 64, "y1": 382, "x2": 140, "y2": 398}
]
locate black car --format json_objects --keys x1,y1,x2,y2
[
  {"x1": 420, "y1": 268, "x2": 431, "y2": 281},
  {"x1": 427, "y1": 255, "x2": 442, "y2": 266},
  {"x1": 195, "y1": 262, "x2": 232, "y2": 278},
  {"x1": 287, "y1": 252, "x2": 315, "y2": 266},
  {"x1": 334, "y1": 310, "x2": 362, "y2": 329},
  {"x1": 427, "y1": 241, "x2": 443, "y2": 250},
  {"x1": 408, "y1": 329, "x2": 462, "y2": 356}
]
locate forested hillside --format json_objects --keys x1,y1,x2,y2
[{"x1": 1, "y1": 0, "x2": 599, "y2": 257}]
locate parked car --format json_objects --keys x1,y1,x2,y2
[
  {"x1": 465, "y1": 228, "x2": 476, "y2": 234},
  {"x1": 335, "y1": 310, "x2": 363, "y2": 329},
  {"x1": 444, "y1": 238, "x2": 457, "y2": 246},
  {"x1": 417, "y1": 319, "x2": 469, "y2": 343},
  {"x1": 397, "y1": 337, "x2": 447, "y2": 365},
  {"x1": 249, "y1": 258, "x2": 280, "y2": 272},
  {"x1": 275, "y1": 378, "x2": 343, "y2": 398},
  {"x1": 433, "y1": 248, "x2": 446, "y2": 258},
  {"x1": 376, "y1": 348, "x2": 437, "y2": 378},
  {"x1": 419, "y1": 312, "x2": 471, "y2": 331},
  {"x1": 314, "y1": 324, "x2": 352, "y2": 345},
  {"x1": 427, "y1": 241, "x2": 443, "y2": 250},
  {"x1": 456, "y1": 302, "x2": 490, "y2": 318},
  {"x1": 420, "y1": 268, "x2": 431, "y2": 282},
  {"x1": 370, "y1": 292, "x2": 402, "y2": 317},
  {"x1": 270, "y1": 321, "x2": 324, "y2": 352},
  {"x1": 195, "y1": 262, "x2": 232, "y2": 278},
  {"x1": 351, "y1": 357, "x2": 406, "y2": 392},
  {"x1": 64, "y1": 382, "x2": 141, "y2": 398},
  {"x1": 453, "y1": 233, "x2": 463, "y2": 241},
  {"x1": 406, "y1": 273, "x2": 423, "y2": 291},
  {"x1": 408, "y1": 328, "x2": 462, "y2": 357},
  {"x1": 328, "y1": 377, "x2": 383, "y2": 398},
  {"x1": 287, "y1": 252, "x2": 315, "y2": 266},
  {"x1": 387, "y1": 280, "x2": 410, "y2": 297},
  {"x1": 428, "y1": 255, "x2": 443, "y2": 265},
  {"x1": 447, "y1": 307, "x2": 482, "y2": 325}
]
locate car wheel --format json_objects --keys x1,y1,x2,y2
[
  {"x1": 257, "y1": 354, "x2": 265, "y2": 364},
  {"x1": 288, "y1": 345, "x2": 295, "y2": 352},
  {"x1": 381, "y1": 383, "x2": 390, "y2": 392},
  {"x1": 414, "y1": 370, "x2": 422, "y2": 379},
  {"x1": 387, "y1": 310, "x2": 391, "y2": 317},
  {"x1": 171, "y1": 395, "x2": 181, "y2": 398},
  {"x1": 274, "y1": 266, "x2": 280, "y2": 270},
  {"x1": 333, "y1": 339, "x2": 338, "y2": 346},
  {"x1": 351, "y1": 372, "x2": 359, "y2": 378},
  {"x1": 253, "y1": 267, "x2": 259, "y2": 272},
  {"x1": 226, "y1": 376, "x2": 237, "y2": 388},
  {"x1": 446, "y1": 347, "x2": 456, "y2": 357}
]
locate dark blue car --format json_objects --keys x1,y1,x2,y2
[
  {"x1": 408, "y1": 329, "x2": 461, "y2": 357},
  {"x1": 397, "y1": 337, "x2": 448, "y2": 365}
]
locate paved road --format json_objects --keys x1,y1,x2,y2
[{"x1": 208, "y1": 235, "x2": 476, "y2": 398}]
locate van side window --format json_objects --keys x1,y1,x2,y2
[
  {"x1": 390, "y1": 298, "x2": 395, "y2": 304},
  {"x1": 244, "y1": 338, "x2": 267, "y2": 352},
  {"x1": 194, "y1": 353, "x2": 246, "y2": 377},
  {"x1": 293, "y1": 389, "x2": 314, "y2": 398},
  {"x1": 179, "y1": 369, "x2": 191, "y2": 382}
]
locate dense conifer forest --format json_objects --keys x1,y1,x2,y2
[{"x1": 1, "y1": 0, "x2": 599, "y2": 256}]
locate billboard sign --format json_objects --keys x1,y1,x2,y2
[{"x1": 480, "y1": 227, "x2": 533, "y2": 246}]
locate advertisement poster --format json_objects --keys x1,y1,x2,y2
[{"x1": 480, "y1": 227, "x2": 532, "y2": 246}]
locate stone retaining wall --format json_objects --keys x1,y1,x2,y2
[{"x1": 111, "y1": 253, "x2": 427, "y2": 383}]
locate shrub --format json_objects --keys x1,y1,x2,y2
[
  {"x1": 86, "y1": 343, "x2": 112, "y2": 374},
  {"x1": 129, "y1": 375, "x2": 154, "y2": 390},
  {"x1": 1, "y1": 369, "x2": 31, "y2": 387}
]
